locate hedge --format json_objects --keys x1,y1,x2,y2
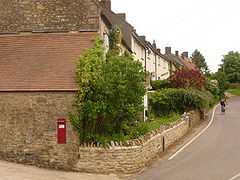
[{"x1": 149, "y1": 88, "x2": 213, "y2": 116}]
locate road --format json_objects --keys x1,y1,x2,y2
[{"x1": 135, "y1": 96, "x2": 240, "y2": 180}]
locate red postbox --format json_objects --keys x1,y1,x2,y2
[{"x1": 57, "y1": 118, "x2": 66, "y2": 144}]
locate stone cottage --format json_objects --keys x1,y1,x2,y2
[{"x1": 0, "y1": 0, "x2": 116, "y2": 170}]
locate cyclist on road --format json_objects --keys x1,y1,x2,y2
[{"x1": 220, "y1": 99, "x2": 226, "y2": 112}]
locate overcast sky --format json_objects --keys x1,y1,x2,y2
[{"x1": 111, "y1": 0, "x2": 240, "y2": 72}]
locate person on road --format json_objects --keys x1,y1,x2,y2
[{"x1": 220, "y1": 99, "x2": 226, "y2": 112}]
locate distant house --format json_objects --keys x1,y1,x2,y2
[
  {"x1": 100, "y1": 1, "x2": 134, "y2": 54},
  {"x1": 164, "y1": 47, "x2": 184, "y2": 75},
  {"x1": 178, "y1": 52, "x2": 199, "y2": 71}
]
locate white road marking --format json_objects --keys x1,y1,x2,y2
[
  {"x1": 228, "y1": 172, "x2": 240, "y2": 180},
  {"x1": 168, "y1": 104, "x2": 219, "y2": 160}
]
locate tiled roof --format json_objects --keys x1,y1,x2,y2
[
  {"x1": 0, "y1": 32, "x2": 97, "y2": 91},
  {"x1": 100, "y1": 5, "x2": 134, "y2": 52},
  {"x1": 164, "y1": 54, "x2": 184, "y2": 67},
  {"x1": 178, "y1": 56, "x2": 198, "y2": 71}
]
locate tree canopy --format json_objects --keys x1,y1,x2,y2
[
  {"x1": 191, "y1": 49, "x2": 210, "y2": 75},
  {"x1": 220, "y1": 51, "x2": 240, "y2": 83}
]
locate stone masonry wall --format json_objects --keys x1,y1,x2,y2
[
  {"x1": 0, "y1": 92, "x2": 79, "y2": 170},
  {"x1": 75, "y1": 111, "x2": 202, "y2": 174},
  {"x1": 0, "y1": 0, "x2": 100, "y2": 33},
  {"x1": 0, "y1": 92, "x2": 203, "y2": 174}
]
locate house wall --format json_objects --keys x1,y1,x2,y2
[
  {"x1": 0, "y1": 0, "x2": 100, "y2": 33},
  {"x1": 131, "y1": 37, "x2": 146, "y2": 68},
  {"x1": 99, "y1": 19, "x2": 110, "y2": 53},
  {"x1": 0, "y1": 92, "x2": 79, "y2": 170},
  {"x1": 157, "y1": 56, "x2": 170, "y2": 80},
  {"x1": 146, "y1": 49, "x2": 156, "y2": 80}
]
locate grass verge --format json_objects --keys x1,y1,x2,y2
[{"x1": 227, "y1": 88, "x2": 240, "y2": 96}]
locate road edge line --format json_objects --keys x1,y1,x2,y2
[
  {"x1": 168, "y1": 104, "x2": 219, "y2": 161},
  {"x1": 228, "y1": 172, "x2": 240, "y2": 180}
]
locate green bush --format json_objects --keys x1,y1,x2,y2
[
  {"x1": 91, "y1": 113, "x2": 181, "y2": 144},
  {"x1": 228, "y1": 83, "x2": 240, "y2": 89},
  {"x1": 149, "y1": 88, "x2": 211, "y2": 116},
  {"x1": 151, "y1": 79, "x2": 171, "y2": 90},
  {"x1": 205, "y1": 79, "x2": 220, "y2": 98},
  {"x1": 70, "y1": 37, "x2": 146, "y2": 144}
]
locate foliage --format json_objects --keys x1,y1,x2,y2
[
  {"x1": 151, "y1": 79, "x2": 171, "y2": 90},
  {"x1": 214, "y1": 71, "x2": 228, "y2": 99},
  {"x1": 205, "y1": 79, "x2": 220, "y2": 98},
  {"x1": 170, "y1": 69, "x2": 206, "y2": 90},
  {"x1": 71, "y1": 37, "x2": 146, "y2": 143},
  {"x1": 220, "y1": 51, "x2": 240, "y2": 83},
  {"x1": 191, "y1": 49, "x2": 210, "y2": 75},
  {"x1": 149, "y1": 88, "x2": 212, "y2": 116},
  {"x1": 108, "y1": 25, "x2": 122, "y2": 55},
  {"x1": 228, "y1": 83, "x2": 240, "y2": 89},
  {"x1": 87, "y1": 113, "x2": 181, "y2": 144}
]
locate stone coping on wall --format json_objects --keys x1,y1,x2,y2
[{"x1": 75, "y1": 110, "x2": 202, "y2": 174}]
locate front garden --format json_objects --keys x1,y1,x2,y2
[{"x1": 70, "y1": 37, "x2": 220, "y2": 145}]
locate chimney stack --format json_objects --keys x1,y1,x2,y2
[
  {"x1": 152, "y1": 40, "x2": 157, "y2": 49},
  {"x1": 182, "y1": 51, "x2": 189, "y2": 58},
  {"x1": 139, "y1": 35, "x2": 146, "y2": 41},
  {"x1": 165, "y1": 47, "x2": 171, "y2": 55},
  {"x1": 175, "y1": 51, "x2": 179, "y2": 56},
  {"x1": 117, "y1": 13, "x2": 126, "y2": 20},
  {"x1": 100, "y1": 0, "x2": 111, "y2": 10}
]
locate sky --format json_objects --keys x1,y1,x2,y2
[{"x1": 111, "y1": 0, "x2": 240, "y2": 72}]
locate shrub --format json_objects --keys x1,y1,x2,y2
[
  {"x1": 149, "y1": 88, "x2": 211, "y2": 116},
  {"x1": 205, "y1": 79, "x2": 220, "y2": 98},
  {"x1": 151, "y1": 79, "x2": 171, "y2": 90},
  {"x1": 228, "y1": 83, "x2": 240, "y2": 89},
  {"x1": 70, "y1": 38, "x2": 146, "y2": 143},
  {"x1": 170, "y1": 69, "x2": 206, "y2": 90}
]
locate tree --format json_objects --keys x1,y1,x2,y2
[
  {"x1": 214, "y1": 71, "x2": 228, "y2": 99},
  {"x1": 170, "y1": 69, "x2": 206, "y2": 90},
  {"x1": 70, "y1": 37, "x2": 146, "y2": 143},
  {"x1": 221, "y1": 51, "x2": 240, "y2": 83},
  {"x1": 191, "y1": 49, "x2": 210, "y2": 75}
]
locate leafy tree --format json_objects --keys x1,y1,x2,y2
[
  {"x1": 170, "y1": 69, "x2": 206, "y2": 90},
  {"x1": 70, "y1": 37, "x2": 146, "y2": 143},
  {"x1": 191, "y1": 49, "x2": 210, "y2": 75},
  {"x1": 214, "y1": 71, "x2": 228, "y2": 99},
  {"x1": 221, "y1": 51, "x2": 240, "y2": 83},
  {"x1": 109, "y1": 25, "x2": 122, "y2": 55}
]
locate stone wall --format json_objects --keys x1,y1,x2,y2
[
  {"x1": 0, "y1": 92, "x2": 79, "y2": 170},
  {"x1": 0, "y1": 0, "x2": 100, "y2": 33},
  {"x1": 75, "y1": 111, "x2": 202, "y2": 174},
  {"x1": 0, "y1": 92, "x2": 203, "y2": 174}
]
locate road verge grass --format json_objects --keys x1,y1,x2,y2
[{"x1": 227, "y1": 88, "x2": 240, "y2": 96}]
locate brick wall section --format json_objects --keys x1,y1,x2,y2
[
  {"x1": 0, "y1": 92, "x2": 79, "y2": 170},
  {"x1": 0, "y1": 32, "x2": 97, "y2": 90},
  {"x1": 75, "y1": 111, "x2": 202, "y2": 174},
  {"x1": 0, "y1": 0, "x2": 100, "y2": 33}
]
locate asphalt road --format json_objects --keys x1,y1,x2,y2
[{"x1": 135, "y1": 96, "x2": 240, "y2": 180}]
